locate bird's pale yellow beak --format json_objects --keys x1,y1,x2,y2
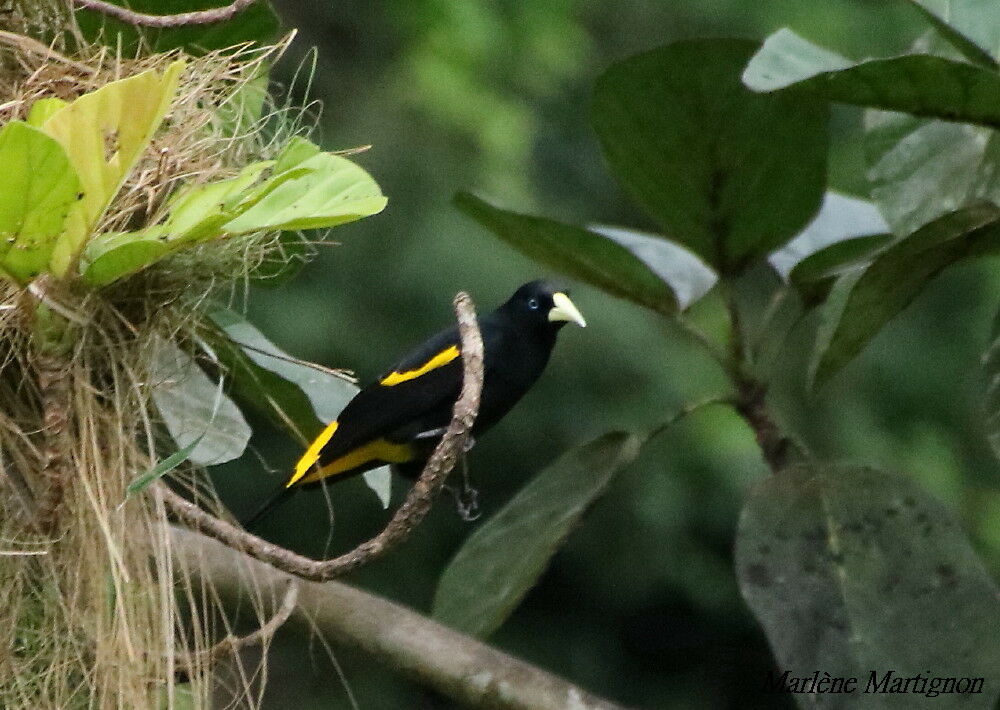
[{"x1": 548, "y1": 292, "x2": 587, "y2": 327}]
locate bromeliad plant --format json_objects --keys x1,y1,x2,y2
[
  {"x1": 437, "y1": 17, "x2": 1000, "y2": 708},
  {"x1": 0, "y1": 31, "x2": 390, "y2": 709}
]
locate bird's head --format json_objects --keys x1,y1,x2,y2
[{"x1": 499, "y1": 281, "x2": 587, "y2": 331}]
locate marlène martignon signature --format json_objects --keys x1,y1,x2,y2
[{"x1": 764, "y1": 670, "x2": 987, "y2": 697}]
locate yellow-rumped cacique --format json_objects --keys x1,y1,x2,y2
[{"x1": 244, "y1": 281, "x2": 586, "y2": 527}]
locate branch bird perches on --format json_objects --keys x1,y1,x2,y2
[{"x1": 161, "y1": 291, "x2": 484, "y2": 582}]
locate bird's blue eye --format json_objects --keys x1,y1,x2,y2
[{"x1": 527, "y1": 298, "x2": 540, "y2": 310}]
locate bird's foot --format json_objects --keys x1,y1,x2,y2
[
  {"x1": 463, "y1": 435, "x2": 476, "y2": 453},
  {"x1": 444, "y1": 483, "x2": 481, "y2": 521}
]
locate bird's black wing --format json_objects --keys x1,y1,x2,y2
[{"x1": 285, "y1": 325, "x2": 465, "y2": 486}]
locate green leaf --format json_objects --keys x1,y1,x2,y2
[
  {"x1": 273, "y1": 135, "x2": 322, "y2": 174},
  {"x1": 41, "y1": 61, "x2": 185, "y2": 277},
  {"x1": 788, "y1": 234, "x2": 893, "y2": 307},
  {"x1": 904, "y1": 0, "x2": 1000, "y2": 65},
  {"x1": 76, "y1": 0, "x2": 280, "y2": 56},
  {"x1": 810, "y1": 204, "x2": 1000, "y2": 385},
  {"x1": 221, "y1": 152, "x2": 388, "y2": 233},
  {"x1": 865, "y1": 113, "x2": 1000, "y2": 236},
  {"x1": 455, "y1": 193, "x2": 691, "y2": 315},
  {"x1": 433, "y1": 431, "x2": 643, "y2": 638},
  {"x1": 206, "y1": 309, "x2": 392, "y2": 507},
  {"x1": 149, "y1": 337, "x2": 251, "y2": 466},
  {"x1": 981, "y1": 312, "x2": 1000, "y2": 461},
  {"x1": 736, "y1": 464, "x2": 1000, "y2": 707},
  {"x1": 744, "y1": 29, "x2": 1000, "y2": 128},
  {"x1": 592, "y1": 39, "x2": 828, "y2": 273},
  {"x1": 588, "y1": 225, "x2": 718, "y2": 310},
  {"x1": 79, "y1": 232, "x2": 170, "y2": 287},
  {"x1": 126, "y1": 437, "x2": 203, "y2": 496},
  {"x1": 0, "y1": 122, "x2": 81, "y2": 283},
  {"x1": 770, "y1": 192, "x2": 890, "y2": 279}
]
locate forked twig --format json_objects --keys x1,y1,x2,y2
[
  {"x1": 71, "y1": 0, "x2": 258, "y2": 28},
  {"x1": 160, "y1": 292, "x2": 484, "y2": 582},
  {"x1": 177, "y1": 579, "x2": 298, "y2": 673}
]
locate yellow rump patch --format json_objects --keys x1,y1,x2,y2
[
  {"x1": 297, "y1": 438, "x2": 413, "y2": 486},
  {"x1": 287, "y1": 420, "x2": 339, "y2": 487},
  {"x1": 379, "y1": 345, "x2": 460, "y2": 386}
]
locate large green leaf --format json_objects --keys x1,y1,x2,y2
[
  {"x1": 736, "y1": 464, "x2": 1000, "y2": 707},
  {"x1": 904, "y1": 0, "x2": 1000, "y2": 65},
  {"x1": 149, "y1": 336, "x2": 251, "y2": 466},
  {"x1": 744, "y1": 29, "x2": 1000, "y2": 128},
  {"x1": 0, "y1": 122, "x2": 81, "y2": 283},
  {"x1": 76, "y1": 0, "x2": 280, "y2": 55},
  {"x1": 592, "y1": 39, "x2": 828, "y2": 273},
  {"x1": 42, "y1": 61, "x2": 185, "y2": 277},
  {"x1": 810, "y1": 204, "x2": 1000, "y2": 385},
  {"x1": 433, "y1": 431, "x2": 643, "y2": 638},
  {"x1": 455, "y1": 193, "x2": 711, "y2": 314},
  {"x1": 206, "y1": 309, "x2": 391, "y2": 507}
]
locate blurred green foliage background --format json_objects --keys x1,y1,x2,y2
[{"x1": 208, "y1": 1, "x2": 1000, "y2": 707}]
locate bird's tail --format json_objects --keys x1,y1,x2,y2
[{"x1": 243, "y1": 485, "x2": 295, "y2": 529}]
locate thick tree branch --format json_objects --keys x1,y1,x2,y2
[
  {"x1": 161, "y1": 292, "x2": 484, "y2": 582},
  {"x1": 70, "y1": 0, "x2": 258, "y2": 28},
  {"x1": 170, "y1": 526, "x2": 631, "y2": 710}
]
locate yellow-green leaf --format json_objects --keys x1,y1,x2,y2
[
  {"x1": 0, "y1": 121, "x2": 81, "y2": 283},
  {"x1": 42, "y1": 60, "x2": 185, "y2": 277},
  {"x1": 79, "y1": 231, "x2": 170, "y2": 287},
  {"x1": 26, "y1": 98, "x2": 67, "y2": 127},
  {"x1": 222, "y1": 152, "x2": 388, "y2": 233}
]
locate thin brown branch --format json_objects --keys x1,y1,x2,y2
[
  {"x1": 71, "y1": 0, "x2": 258, "y2": 28},
  {"x1": 723, "y1": 286, "x2": 799, "y2": 473},
  {"x1": 171, "y1": 526, "x2": 632, "y2": 710},
  {"x1": 178, "y1": 578, "x2": 298, "y2": 673},
  {"x1": 161, "y1": 291, "x2": 484, "y2": 582}
]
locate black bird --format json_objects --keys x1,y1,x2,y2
[{"x1": 245, "y1": 281, "x2": 586, "y2": 526}]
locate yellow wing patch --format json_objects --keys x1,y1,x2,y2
[
  {"x1": 287, "y1": 420, "x2": 339, "y2": 487},
  {"x1": 379, "y1": 345, "x2": 460, "y2": 386},
  {"x1": 296, "y1": 438, "x2": 413, "y2": 486}
]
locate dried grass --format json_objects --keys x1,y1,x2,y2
[{"x1": 0, "y1": 20, "x2": 322, "y2": 710}]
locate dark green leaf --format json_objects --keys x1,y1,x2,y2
[
  {"x1": 76, "y1": 0, "x2": 280, "y2": 55},
  {"x1": 592, "y1": 39, "x2": 828, "y2": 273},
  {"x1": 588, "y1": 225, "x2": 718, "y2": 309},
  {"x1": 433, "y1": 431, "x2": 643, "y2": 638},
  {"x1": 455, "y1": 193, "x2": 683, "y2": 314},
  {"x1": 788, "y1": 234, "x2": 893, "y2": 306},
  {"x1": 770, "y1": 192, "x2": 889, "y2": 279},
  {"x1": 126, "y1": 437, "x2": 203, "y2": 496},
  {"x1": 736, "y1": 464, "x2": 1000, "y2": 708},
  {"x1": 810, "y1": 204, "x2": 1000, "y2": 385},
  {"x1": 744, "y1": 29, "x2": 1000, "y2": 128},
  {"x1": 981, "y1": 311, "x2": 1000, "y2": 461},
  {"x1": 904, "y1": 0, "x2": 1000, "y2": 66}
]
